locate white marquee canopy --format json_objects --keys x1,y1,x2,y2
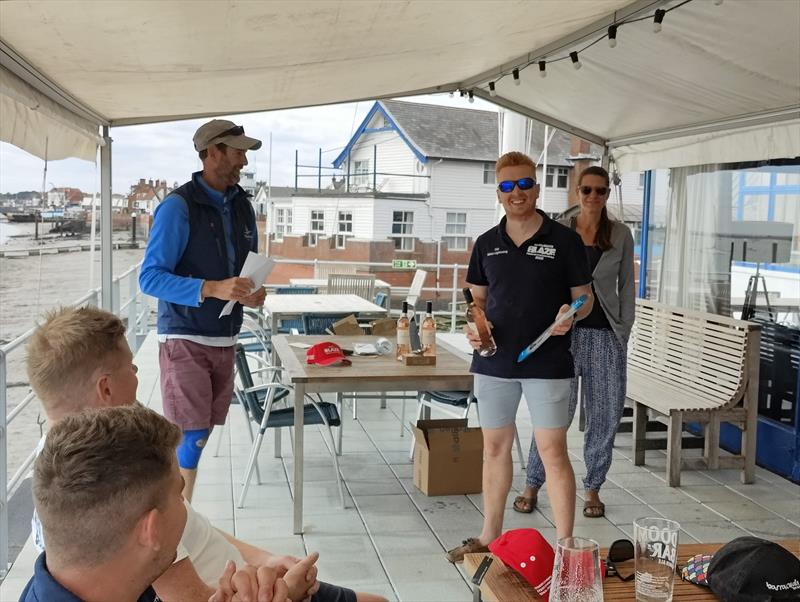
[{"x1": 1, "y1": 0, "x2": 799, "y2": 171}]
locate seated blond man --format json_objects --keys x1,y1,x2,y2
[
  {"x1": 22, "y1": 404, "x2": 290, "y2": 602},
  {"x1": 26, "y1": 307, "x2": 386, "y2": 602}
]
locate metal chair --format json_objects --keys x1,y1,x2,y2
[
  {"x1": 233, "y1": 344, "x2": 346, "y2": 509},
  {"x1": 327, "y1": 273, "x2": 376, "y2": 301},
  {"x1": 274, "y1": 286, "x2": 316, "y2": 333},
  {"x1": 301, "y1": 313, "x2": 352, "y2": 335},
  {"x1": 406, "y1": 390, "x2": 526, "y2": 468}
]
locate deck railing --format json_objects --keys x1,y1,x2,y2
[
  {"x1": 0, "y1": 261, "x2": 149, "y2": 578},
  {"x1": 0, "y1": 256, "x2": 468, "y2": 579}
]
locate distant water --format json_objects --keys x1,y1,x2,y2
[{"x1": 0, "y1": 218, "x2": 36, "y2": 245}]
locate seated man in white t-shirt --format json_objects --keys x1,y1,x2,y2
[{"x1": 26, "y1": 306, "x2": 387, "y2": 602}]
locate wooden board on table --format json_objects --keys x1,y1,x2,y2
[{"x1": 464, "y1": 539, "x2": 800, "y2": 602}]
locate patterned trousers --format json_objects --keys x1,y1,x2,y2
[{"x1": 525, "y1": 326, "x2": 627, "y2": 491}]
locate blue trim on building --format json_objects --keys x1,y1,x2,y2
[
  {"x1": 332, "y1": 102, "x2": 427, "y2": 168},
  {"x1": 638, "y1": 170, "x2": 652, "y2": 298},
  {"x1": 734, "y1": 171, "x2": 800, "y2": 222}
]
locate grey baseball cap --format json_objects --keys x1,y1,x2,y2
[{"x1": 193, "y1": 119, "x2": 262, "y2": 152}]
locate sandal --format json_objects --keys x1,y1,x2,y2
[
  {"x1": 513, "y1": 494, "x2": 537, "y2": 514},
  {"x1": 583, "y1": 500, "x2": 605, "y2": 518}
]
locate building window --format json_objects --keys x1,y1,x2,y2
[
  {"x1": 336, "y1": 211, "x2": 353, "y2": 249},
  {"x1": 353, "y1": 159, "x2": 370, "y2": 189},
  {"x1": 545, "y1": 166, "x2": 568, "y2": 189},
  {"x1": 483, "y1": 162, "x2": 496, "y2": 185},
  {"x1": 391, "y1": 210, "x2": 414, "y2": 251},
  {"x1": 443, "y1": 212, "x2": 468, "y2": 251},
  {"x1": 309, "y1": 210, "x2": 324, "y2": 246},
  {"x1": 639, "y1": 172, "x2": 646, "y2": 188},
  {"x1": 274, "y1": 208, "x2": 292, "y2": 240}
]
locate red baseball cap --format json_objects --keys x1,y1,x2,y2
[
  {"x1": 306, "y1": 342, "x2": 351, "y2": 367},
  {"x1": 488, "y1": 529, "x2": 555, "y2": 601}
]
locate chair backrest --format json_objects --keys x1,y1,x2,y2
[
  {"x1": 314, "y1": 262, "x2": 357, "y2": 279},
  {"x1": 277, "y1": 286, "x2": 316, "y2": 295},
  {"x1": 302, "y1": 313, "x2": 352, "y2": 335},
  {"x1": 327, "y1": 274, "x2": 375, "y2": 300},
  {"x1": 233, "y1": 344, "x2": 263, "y2": 422},
  {"x1": 628, "y1": 299, "x2": 759, "y2": 408},
  {"x1": 405, "y1": 269, "x2": 427, "y2": 309}
]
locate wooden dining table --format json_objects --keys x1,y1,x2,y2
[
  {"x1": 463, "y1": 539, "x2": 800, "y2": 601},
  {"x1": 271, "y1": 334, "x2": 474, "y2": 534}
]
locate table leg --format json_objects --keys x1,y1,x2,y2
[
  {"x1": 270, "y1": 312, "x2": 278, "y2": 364},
  {"x1": 293, "y1": 382, "x2": 306, "y2": 534}
]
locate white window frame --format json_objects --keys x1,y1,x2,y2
[
  {"x1": 639, "y1": 172, "x2": 646, "y2": 188},
  {"x1": 483, "y1": 162, "x2": 496, "y2": 185},
  {"x1": 391, "y1": 210, "x2": 414, "y2": 251},
  {"x1": 443, "y1": 212, "x2": 468, "y2": 251},
  {"x1": 274, "y1": 207, "x2": 292, "y2": 241},
  {"x1": 546, "y1": 166, "x2": 568, "y2": 189},
  {"x1": 353, "y1": 159, "x2": 370, "y2": 189},
  {"x1": 336, "y1": 211, "x2": 353, "y2": 249},
  {"x1": 309, "y1": 209, "x2": 325, "y2": 246}
]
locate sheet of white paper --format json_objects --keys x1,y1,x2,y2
[{"x1": 218, "y1": 252, "x2": 275, "y2": 318}]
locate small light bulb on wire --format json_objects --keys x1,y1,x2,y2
[
  {"x1": 512, "y1": 67, "x2": 520, "y2": 86},
  {"x1": 488, "y1": 81, "x2": 497, "y2": 97},
  {"x1": 653, "y1": 9, "x2": 665, "y2": 33},
  {"x1": 468, "y1": 90, "x2": 474, "y2": 103},
  {"x1": 608, "y1": 25, "x2": 617, "y2": 48},
  {"x1": 570, "y1": 51, "x2": 582, "y2": 70},
  {"x1": 538, "y1": 61, "x2": 546, "y2": 78}
]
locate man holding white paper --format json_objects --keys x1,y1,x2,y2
[{"x1": 140, "y1": 119, "x2": 264, "y2": 501}]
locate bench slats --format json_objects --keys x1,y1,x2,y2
[{"x1": 627, "y1": 299, "x2": 759, "y2": 486}]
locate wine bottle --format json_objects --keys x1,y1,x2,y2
[
  {"x1": 463, "y1": 287, "x2": 497, "y2": 357},
  {"x1": 421, "y1": 300, "x2": 436, "y2": 357},
  {"x1": 396, "y1": 301, "x2": 411, "y2": 360}
]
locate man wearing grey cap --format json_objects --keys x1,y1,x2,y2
[{"x1": 140, "y1": 119, "x2": 265, "y2": 502}]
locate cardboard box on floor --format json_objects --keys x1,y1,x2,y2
[{"x1": 412, "y1": 418, "x2": 483, "y2": 496}]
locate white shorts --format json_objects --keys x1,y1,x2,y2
[{"x1": 474, "y1": 373, "x2": 572, "y2": 429}]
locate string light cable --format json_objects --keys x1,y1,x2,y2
[{"x1": 478, "y1": 0, "x2": 700, "y2": 94}]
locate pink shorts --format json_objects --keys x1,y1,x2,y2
[{"x1": 159, "y1": 339, "x2": 235, "y2": 430}]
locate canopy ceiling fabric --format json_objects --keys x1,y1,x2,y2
[
  {"x1": 0, "y1": 0, "x2": 798, "y2": 170},
  {"x1": 0, "y1": 65, "x2": 102, "y2": 162}
]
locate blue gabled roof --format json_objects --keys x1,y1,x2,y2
[{"x1": 332, "y1": 101, "x2": 427, "y2": 168}]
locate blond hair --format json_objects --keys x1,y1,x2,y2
[
  {"x1": 34, "y1": 404, "x2": 181, "y2": 567},
  {"x1": 26, "y1": 306, "x2": 127, "y2": 417},
  {"x1": 496, "y1": 151, "x2": 536, "y2": 174}
]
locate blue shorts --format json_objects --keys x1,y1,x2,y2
[{"x1": 474, "y1": 373, "x2": 572, "y2": 429}]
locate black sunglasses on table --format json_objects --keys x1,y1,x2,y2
[
  {"x1": 497, "y1": 177, "x2": 537, "y2": 193},
  {"x1": 605, "y1": 539, "x2": 636, "y2": 581}
]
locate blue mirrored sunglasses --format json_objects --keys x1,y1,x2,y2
[{"x1": 497, "y1": 177, "x2": 536, "y2": 193}]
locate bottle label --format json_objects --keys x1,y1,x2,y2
[
  {"x1": 397, "y1": 330, "x2": 410, "y2": 346},
  {"x1": 421, "y1": 330, "x2": 435, "y2": 346}
]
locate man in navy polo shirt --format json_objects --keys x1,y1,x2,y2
[{"x1": 446, "y1": 151, "x2": 593, "y2": 563}]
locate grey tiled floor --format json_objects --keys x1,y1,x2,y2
[{"x1": 2, "y1": 333, "x2": 799, "y2": 601}]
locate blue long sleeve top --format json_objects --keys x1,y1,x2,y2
[{"x1": 139, "y1": 176, "x2": 256, "y2": 307}]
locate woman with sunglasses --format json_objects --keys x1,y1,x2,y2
[{"x1": 514, "y1": 165, "x2": 635, "y2": 519}]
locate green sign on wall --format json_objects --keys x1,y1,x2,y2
[{"x1": 392, "y1": 259, "x2": 417, "y2": 269}]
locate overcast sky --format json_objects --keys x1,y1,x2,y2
[{"x1": 0, "y1": 94, "x2": 497, "y2": 195}]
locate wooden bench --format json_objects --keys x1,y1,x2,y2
[{"x1": 627, "y1": 299, "x2": 761, "y2": 486}]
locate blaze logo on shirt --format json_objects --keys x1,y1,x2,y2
[{"x1": 527, "y1": 244, "x2": 556, "y2": 260}]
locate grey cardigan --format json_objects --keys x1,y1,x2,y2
[{"x1": 559, "y1": 217, "x2": 636, "y2": 344}]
